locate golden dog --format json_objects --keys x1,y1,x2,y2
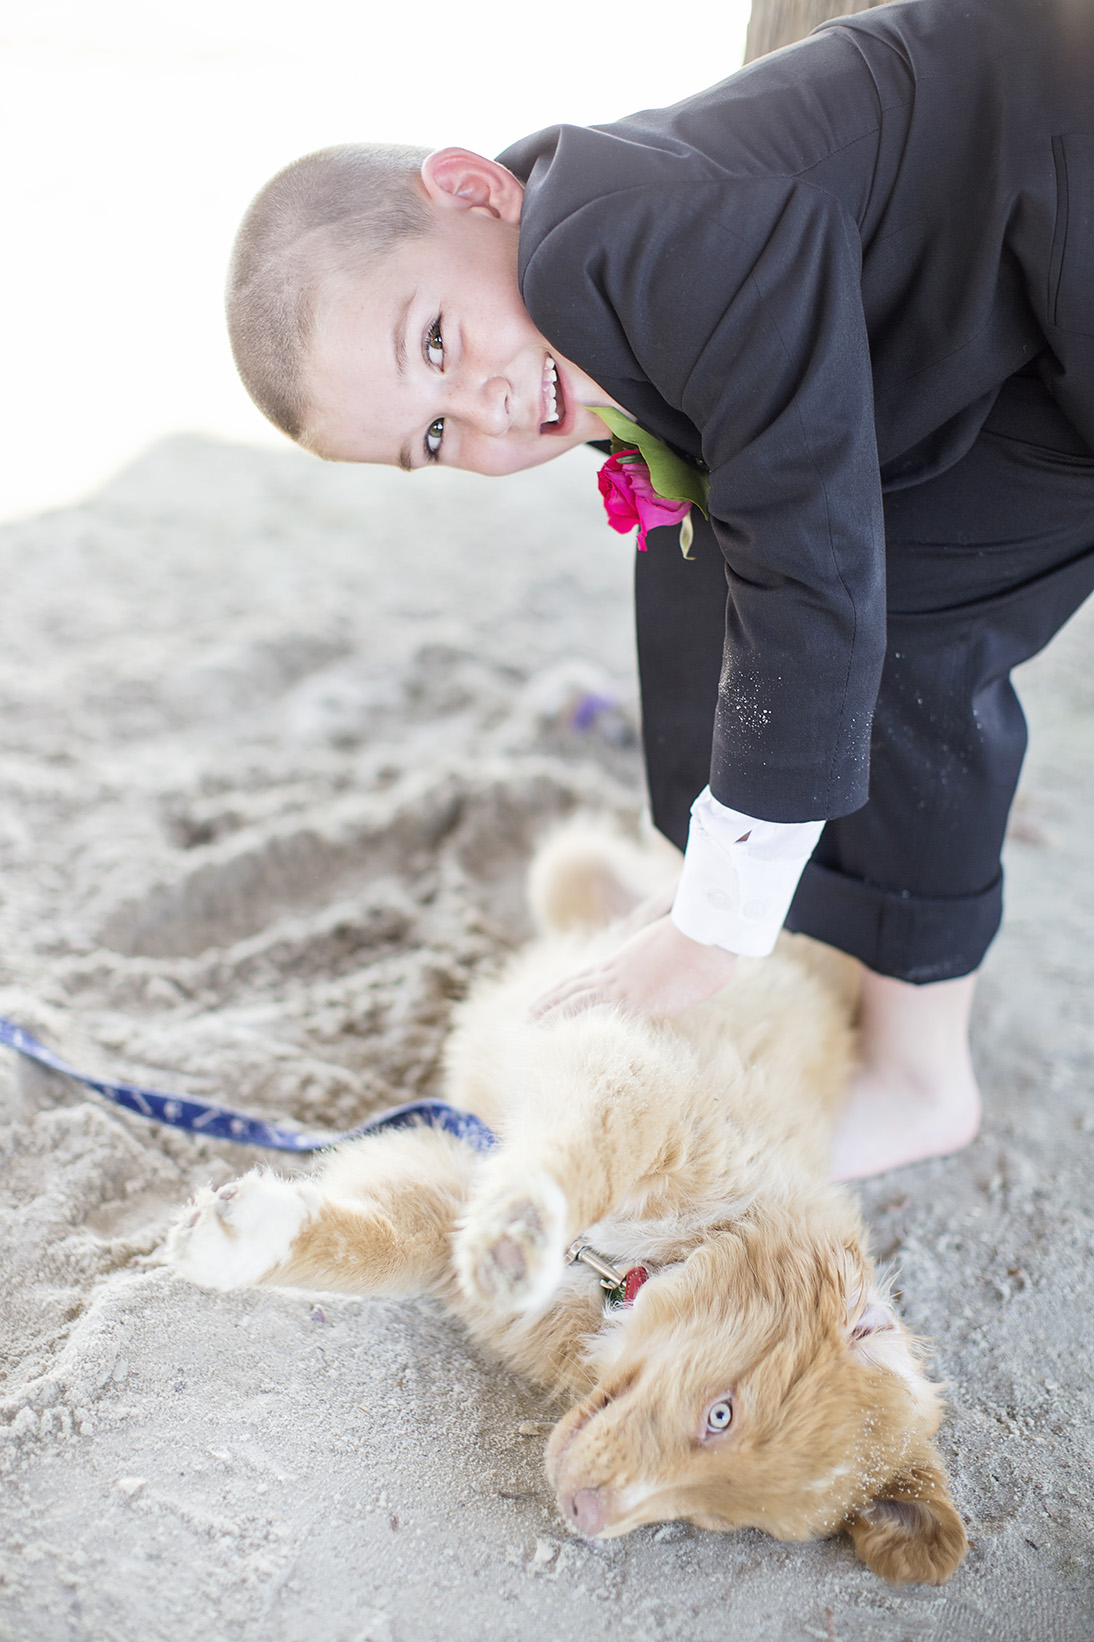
[{"x1": 166, "y1": 823, "x2": 967, "y2": 1584}]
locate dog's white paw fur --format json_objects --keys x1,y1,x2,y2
[
  {"x1": 455, "y1": 1176, "x2": 569, "y2": 1313},
  {"x1": 166, "y1": 1169, "x2": 321, "y2": 1290}
]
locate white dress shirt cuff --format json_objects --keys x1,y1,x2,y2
[{"x1": 670, "y1": 787, "x2": 824, "y2": 957}]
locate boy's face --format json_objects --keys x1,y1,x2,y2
[{"x1": 303, "y1": 150, "x2": 615, "y2": 475}]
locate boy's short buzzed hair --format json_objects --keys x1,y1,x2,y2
[{"x1": 227, "y1": 143, "x2": 434, "y2": 444}]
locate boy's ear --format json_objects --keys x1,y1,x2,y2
[{"x1": 420, "y1": 148, "x2": 524, "y2": 223}]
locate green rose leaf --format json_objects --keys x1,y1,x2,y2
[{"x1": 592, "y1": 407, "x2": 710, "y2": 517}]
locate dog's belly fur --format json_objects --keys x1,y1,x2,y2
[{"x1": 166, "y1": 822, "x2": 968, "y2": 1585}]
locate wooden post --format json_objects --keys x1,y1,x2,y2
[{"x1": 744, "y1": 0, "x2": 891, "y2": 64}]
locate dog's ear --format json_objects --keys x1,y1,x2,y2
[
  {"x1": 840, "y1": 1250, "x2": 900, "y2": 1350},
  {"x1": 839, "y1": 1256, "x2": 947, "y2": 1452},
  {"x1": 845, "y1": 1444, "x2": 968, "y2": 1584},
  {"x1": 846, "y1": 1293, "x2": 925, "y2": 1383},
  {"x1": 839, "y1": 1250, "x2": 935, "y2": 1406}
]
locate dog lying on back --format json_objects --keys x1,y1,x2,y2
[{"x1": 166, "y1": 823, "x2": 967, "y2": 1584}]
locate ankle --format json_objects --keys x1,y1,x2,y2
[{"x1": 855, "y1": 969, "x2": 978, "y2": 1086}]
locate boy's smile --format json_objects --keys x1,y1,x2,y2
[{"x1": 303, "y1": 149, "x2": 616, "y2": 474}]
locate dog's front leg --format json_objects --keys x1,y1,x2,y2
[
  {"x1": 455, "y1": 1010, "x2": 701, "y2": 1312},
  {"x1": 166, "y1": 1127, "x2": 475, "y2": 1297}
]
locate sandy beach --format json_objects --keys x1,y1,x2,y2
[{"x1": 0, "y1": 433, "x2": 1092, "y2": 1641}]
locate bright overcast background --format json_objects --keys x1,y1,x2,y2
[{"x1": 0, "y1": 0, "x2": 750, "y2": 521}]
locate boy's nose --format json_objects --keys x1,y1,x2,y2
[{"x1": 455, "y1": 376, "x2": 511, "y2": 436}]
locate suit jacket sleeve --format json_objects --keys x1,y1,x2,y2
[{"x1": 521, "y1": 174, "x2": 887, "y2": 823}]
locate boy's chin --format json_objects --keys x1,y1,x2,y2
[
  {"x1": 513, "y1": 406, "x2": 613, "y2": 471},
  {"x1": 474, "y1": 429, "x2": 595, "y2": 477}
]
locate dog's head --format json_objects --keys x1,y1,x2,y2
[{"x1": 547, "y1": 1215, "x2": 967, "y2": 1584}]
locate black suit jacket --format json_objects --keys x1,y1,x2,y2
[{"x1": 498, "y1": 0, "x2": 1094, "y2": 822}]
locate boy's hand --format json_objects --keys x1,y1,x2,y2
[{"x1": 529, "y1": 916, "x2": 737, "y2": 1023}]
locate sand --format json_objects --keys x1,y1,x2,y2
[{"x1": 0, "y1": 435, "x2": 1091, "y2": 1642}]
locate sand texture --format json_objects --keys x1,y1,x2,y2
[{"x1": 0, "y1": 437, "x2": 1091, "y2": 1641}]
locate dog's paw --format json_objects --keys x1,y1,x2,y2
[
  {"x1": 165, "y1": 1169, "x2": 321, "y2": 1291},
  {"x1": 455, "y1": 1176, "x2": 568, "y2": 1313}
]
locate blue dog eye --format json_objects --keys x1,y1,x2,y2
[{"x1": 705, "y1": 1398, "x2": 733, "y2": 1433}]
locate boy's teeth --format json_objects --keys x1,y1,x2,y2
[{"x1": 543, "y1": 355, "x2": 560, "y2": 424}]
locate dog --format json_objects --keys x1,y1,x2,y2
[{"x1": 166, "y1": 821, "x2": 967, "y2": 1584}]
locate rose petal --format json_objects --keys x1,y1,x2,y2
[{"x1": 597, "y1": 452, "x2": 691, "y2": 550}]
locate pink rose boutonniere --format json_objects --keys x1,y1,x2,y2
[
  {"x1": 598, "y1": 452, "x2": 692, "y2": 551},
  {"x1": 593, "y1": 407, "x2": 710, "y2": 559}
]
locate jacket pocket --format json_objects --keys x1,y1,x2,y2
[{"x1": 1050, "y1": 133, "x2": 1094, "y2": 337}]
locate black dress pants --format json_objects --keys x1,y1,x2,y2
[{"x1": 634, "y1": 370, "x2": 1094, "y2": 983}]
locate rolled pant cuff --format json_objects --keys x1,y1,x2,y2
[{"x1": 784, "y1": 860, "x2": 1003, "y2": 983}]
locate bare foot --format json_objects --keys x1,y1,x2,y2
[{"x1": 831, "y1": 970, "x2": 982, "y2": 1181}]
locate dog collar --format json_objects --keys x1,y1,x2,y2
[{"x1": 566, "y1": 1239, "x2": 650, "y2": 1311}]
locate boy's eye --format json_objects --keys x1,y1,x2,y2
[
  {"x1": 425, "y1": 418, "x2": 444, "y2": 459},
  {"x1": 426, "y1": 318, "x2": 444, "y2": 367}
]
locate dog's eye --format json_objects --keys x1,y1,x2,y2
[{"x1": 704, "y1": 1396, "x2": 734, "y2": 1437}]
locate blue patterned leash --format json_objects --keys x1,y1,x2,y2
[{"x1": 0, "y1": 1014, "x2": 498, "y2": 1154}]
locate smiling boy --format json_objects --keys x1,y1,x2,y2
[
  {"x1": 227, "y1": 0, "x2": 1094, "y2": 1179},
  {"x1": 301, "y1": 157, "x2": 612, "y2": 475},
  {"x1": 230, "y1": 145, "x2": 615, "y2": 475}
]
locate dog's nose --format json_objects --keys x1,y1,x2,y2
[{"x1": 564, "y1": 1486, "x2": 611, "y2": 1536}]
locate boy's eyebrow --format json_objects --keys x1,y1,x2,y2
[
  {"x1": 393, "y1": 293, "x2": 412, "y2": 379},
  {"x1": 394, "y1": 292, "x2": 415, "y2": 472}
]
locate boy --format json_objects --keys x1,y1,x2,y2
[{"x1": 225, "y1": 0, "x2": 1094, "y2": 1179}]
